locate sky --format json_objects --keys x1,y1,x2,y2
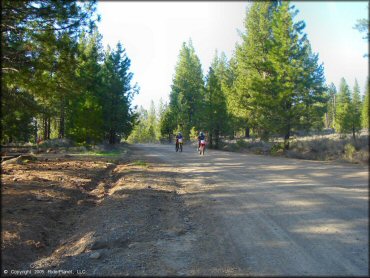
[{"x1": 96, "y1": 1, "x2": 369, "y2": 110}]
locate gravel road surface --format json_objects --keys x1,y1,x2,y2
[{"x1": 134, "y1": 143, "x2": 368, "y2": 276}]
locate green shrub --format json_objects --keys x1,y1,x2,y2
[
  {"x1": 344, "y1": 143, "x2": 356, "y2": 161},
  {"x1": 236, "y1": 139, "x2": 249, "y2": 148},
  {"x1": 270, "y1": 143, "x2": 284, "y2": 156}
]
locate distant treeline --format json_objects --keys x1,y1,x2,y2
[
  {"x1": 1, "y1": 1, "x2": 138, "y2": 145},
  {"x1": 130, "y1": 1, "x2": 368, "y2": 149}
]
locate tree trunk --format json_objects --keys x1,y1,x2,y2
[
  {"x1": 283, "y1": 117, "x2": 291, "y2": 150},
  {"x1": 215, "y1": 128, "x2": 219, "y2": 149},
  {"x1": 352, "y1": 127, "x2": 357, "y2": 146},
  {"x1": 284, "y1": 128, "x2": 290, "y2": 150},
  {"x1": 245, "y1": 127, "x2": 250, "y2": 138},
  {"x1": 109, "y1": 130, "x2": 115, "y2": 144},
  {"x1": 47, "y1": 117, "x2": 51, "y2": 140},
  {"x1": 333, "y1": 94, "x2": 336, "y2": 124},
  {"x1": 230, "y1": 130, "x2": 235, "y2": 140},
  {"x1": 58, "y1": 99, "x2": 65, "y2": 139},
  {"x1": 34, "y1": 119, "x2": 38, "y2": 144},
  {"x1": 43, "y1": 115, "x2": 47, "y2": 140}
]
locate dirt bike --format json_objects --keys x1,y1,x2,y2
[
  {"x1": 176, "y1": 138, "x2": 183, "y2": 152},
  {"x1": 199, "y1": 140, "x2": 205, "y2": 155}
]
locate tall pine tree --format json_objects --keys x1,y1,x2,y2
[
  {"x1": 349, "y1": 79, "x2": 362, "y2": 142},
  {"x1": 362, "y1": 81, "x2": 369, "y2": 129},
  {"x1": 169, "y1": 40, "x2": 205, "y2": 139},
  {"x1": 205, "y1": 58, "x2": 228, "y2": 149},
  {"x1": 101, "y1": 43, "x2": 138, "y2": 144},
  {"x1": 335, "y1": 78, "x2": 352, "y2": 135},
  {"x1": 236, "y1": 1, "x2": 276, "y2": 140}
]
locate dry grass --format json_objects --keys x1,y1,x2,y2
[{"x1": 222, "y1": 131, "x2": 369, "y2": 164}]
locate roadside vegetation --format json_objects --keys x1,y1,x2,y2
[
  {"x1": 221, "y1": 131, "x2": 368, "y2": 164},
  {"x1": 2, "y1": 1, "x2": 138, "y2": 146}
]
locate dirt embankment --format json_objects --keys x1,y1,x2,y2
[
  {"x1": 1, "y1": 145, "x2": 200, "y2": 276},
  {"x1": 1, "y1": 152, "x2": 113, "y2": 270}
]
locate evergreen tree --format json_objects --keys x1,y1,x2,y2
[
  {"x1": 324, "y1": 83, "x2": 337, "y2": 129},
  {"x1": 1, "y1": 87, "x2": 39, "y2": 143},
  {"x1": 169, "y1": 40, "x2": 205, "y2": 139},
  {"x1": 128, "y1": 106, "x2": 154, "y2": 143},
  {"x1": 349, "y1": 79, "x2": 362, "y2": 141},
  {"x1": 67, "y1": 29, "x2": 104, "y2": 144},
  {"x1": 101, "y1": 43, "x2": 138, "y2": 144},
  {"x1": 1, "y1": 1, "x2": 140, "y2": 145},
  {"x1": 148, "y1": 100, "x2": 158, "y2": 141},
  {"x1": 362, "y1": 81, "x2": 369, "y2": 129},
  {"x1": 335, "y1": 78, "x2": 352, "y2": 135},
  {"x1": 222, "y1": 55, "x2": 246, "y2": 138},
  {"x1": 213, "y1": 51, "x2": 242, "y2": 138},
  {"x1": 295, "y1": 38, "x2": 327, "y2": 132},
  {"x1": 160, "y1": 107, "x2": 177, "y2": 143},
  {"x1": 236, "y1": 1, "x2": 325, "y2": 148},
  {"x1": 235, "y1": 1, "x2": 276, "y2": 140},
  {"x1": 269, "y1": 2, "x2": 326, "y2": 147},
  {"x1": 1, "y1": 0, "x2": 98, "y2": 143},
  {"x1": 205, "y1": 62, "x2": 228, "y2": 149}
]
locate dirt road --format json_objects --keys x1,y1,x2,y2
[
  {"x1": 2, "y1": 143, "x2": 368, "y2": 276},
  {"x1": 133, "y1": 143, "x2": 368, "y2": 276}
]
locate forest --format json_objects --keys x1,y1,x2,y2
[
  {"x1": 2, "y1": 1, "x2": 369, "y2": 150},
  {"x1": 2, "y1": 1, "x2": 138, "y2": 145}
]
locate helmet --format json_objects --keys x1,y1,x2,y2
[
  {"x1": 178, "y1": 132, "x2": 182, "y2": 135},
  {"x1": 200, "y1": 131, "x2": 204, "y2": 136}
]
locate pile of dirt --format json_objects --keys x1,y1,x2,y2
[{"x1": 1, "y1": 151, "x2": 115, "y2": 271}]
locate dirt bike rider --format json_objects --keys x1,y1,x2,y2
[
  {"x1": 198, "y1": 131, "x2": 205, "y2": 150},
  {"x1": 176, "y1": 132, "x2": 183, "y2": 149}
]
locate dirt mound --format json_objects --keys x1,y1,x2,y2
[
  {"x1": 1, "y1": 145, "x2": 198, "y2": 276},
  {"x1": 1, "y1": 153, "x2": 113, "y2": 271}
]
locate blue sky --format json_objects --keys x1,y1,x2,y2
[{"x1": 96, "y1": 1, "x2": 368, "y2": 110}]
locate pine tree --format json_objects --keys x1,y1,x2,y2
[
  {"x1": 148, "y1": 100, "x2": 158, "y2": 142},
  {"x1": 324, "y1": 83, "x2": 337, "y2": 129},
  {"x1": 1, "y1": 0, "x2": 98, "y2": 143},
  {"x1": 269, "y1": 2, "x2": 326, "y2": 148},
  {"x1": 236, "y1": 1, "x2": 325, "y2": 148},
  {"x1": 296, "y1": 38, "x2": 327, "y2": 132},
  {"x1": 362, "y1": 81, "x2": 369, "y2": 129},
  {"x1": 169, "y1": 40, "x2": 205, "y2": 139},
  {"x1": 335, "y1": 78, "x2": 352, "y2": 135},
  {"x1": 222, "y1": 55, "x2": 245, "y2": 138},
  {"x1": 128, "y1": 106, "x2": 153, "y2": 143},
  {"x1": 353, "y1": 6, "x2": 369, "y2": 57},
  {"x1": 160, "y1": 107, "x2": 177, "y2": 143},
  {"x1": 101, "y1": 43, "x2": 138, "y2": 144},
  {"x1": 67, "y1": 29, "x2": 104, "y2": 144},
  {"x1": 236, "y1": 1, "x2": 276, "y2": 140},
  {"x1": 349, "y1": 79, "x2": 362, "y2": 141},
  {"x1": 205, "y1": 58, "x2": 228, "y2": 149}
]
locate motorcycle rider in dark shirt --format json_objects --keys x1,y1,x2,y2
[{"x1": 198, "y1": 131, "x2": 205, "y2": 151}]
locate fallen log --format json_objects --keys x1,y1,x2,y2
[{"x1": 1, "y1": 154, "x2": 37, "y2": 165}]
